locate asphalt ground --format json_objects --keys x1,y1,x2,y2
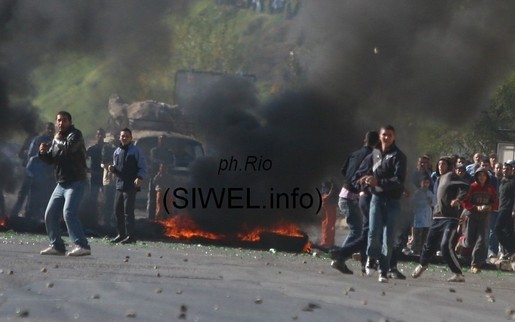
[{"x1": 1, "y1": 228, "x2": 514, "y2": 322}]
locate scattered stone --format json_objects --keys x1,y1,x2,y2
[
  {"x1": 361, "y1": 300, "x2": 367, "y2": 305},
  {"x1": 449, "y1": 288, "x2": 456, "y2": 293},
  {"x1": 155, "y1": 288, "x2": 162, "y2": 294},
  {"x1": 183, "y1": 258, "x2": 188, "y2": 262},
  {"x1": 147, "y1": 252, "x2": 152, "y2": 257},
  {"x1": 213, "y1": 305, "x2": 219, "y2": 311},
  {"x1": 456, "y1": 298, "x2": 463, "y2": 303},
  {"x1": 381, "y1": 291, "x2": 386, "y2": 296},
  {"x1": 347, "y1": 287, "x2": 355, "y2": 292},
  {"x1": 154, "y1": 266, "x2": 159, "y2": 270},
  {"x1": 301, "y1": 302, "x2": 321, "y2": 312},
  {"x1": 303, "y1": 260, "x2": 307, "y2": 264},
  {"x1": 46, "y1": 282, "x2": 54, "y2": 288},
  {"x1": 40, "y1": 267, "x2": 47, "y2": 273},
  {"x1": 254, "y1": 297, "x2": 263, "y2": 304},
  {"x1": 157, "y1": 272, "x2": 161, "y2": 277},
  {"x1": 176, "y1": 289, "x2": 183, "y2": 294},
  {"x1": 178, "y1": 313, "x2": 186, "y2": 319},
  {"x1": 180, "y1": 304, "x2": 187, "y2": 313},
  {"x1": 486, "y1": 294, "x2": 495, "y2": 303},
  {"x1": 125, "y1": 310, "x2": 137, "y2": 318},
  {"x1": 292, "y1": 316, "x2": 298, "y2": 320},
  {"x1": 319, "y1": 270, "x2": 324, "y2": 274},
  {"x1": 91, "y1": 294, "x2": 100, "y2": 299},
  {"x1": 16, "y1": 308, "x2": 29, "y2": 318},
  {"x1": 8, "y1": 270, "x2": 13, "y2": 275},
  {"x1": 485, "y1": 287, "x2": 492, "y2": 293},
  {"x1": 505, "y1": 308, "x2": 515, "y2": 320},
  {"x1": 123, "y1": 258, "x2": 129, "y2": 263},
  {"x1": 54, "y1": 264, "x2": 59, "y2": 269}
]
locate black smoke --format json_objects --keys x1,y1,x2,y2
[
  {"x1": 184, "y1": 1, "x2": 515, "y2": 234},
  {"x1": 292, "y1": 0, "x2": 515, "y2": 127},
  {"x1": 186, "y1": 77, "x2": 356, "y2": 233},
  {"x1": 0, "y1": 0, "x2": 189, "y2": 136}
]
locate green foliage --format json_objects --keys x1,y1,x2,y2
[{"x1": 28, "y1": 0, "x2": 293, "y2": 139}]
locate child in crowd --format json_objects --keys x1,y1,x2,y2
[
  {"x1": 410, "y1": 176, "x2": 433, "y2": 255},
  {"x1": 459, "y1": 167, "x2": 498, "y2": 273}
]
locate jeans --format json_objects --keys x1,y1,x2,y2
[
  {"x1": 339, "y1": 197, "x2": 362, "y2": 248},
  {"x1": 332, "y1": 194, "x2": 370, "y2": 268},
  {"x1": 367, "y1": 195, "x2": 401, "y2": 273},
  {"x1": 44, "y1": 180, "x2": 89, "y2": 251}
]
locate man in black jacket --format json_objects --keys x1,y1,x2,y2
[
  {"x1": 361, "y1": 125, "x2": 407, "y2": 283},
  {"x1": 39, "y1": 111, "x2": 91, "y2": 256}
]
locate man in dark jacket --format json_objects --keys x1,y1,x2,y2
[
  {"x1": 108, "y1": 128, "x2": 147, "y2": 244},
  {"x1": 39, "y1": 111, "x2": 91, "y2": 256},
  {"x1": 360, "y1": 125, "x2": 407, "y2": 283},
  {"x1": 494, "y1": 162, "x2": 515, "y2": 262}
]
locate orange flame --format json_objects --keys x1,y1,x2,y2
[
  {"x1": 159, "y1": 214, "x2": 307, "y2": 247},
  {"x1": 0, "y1": 218, "x2": 7, "y2": 229}
]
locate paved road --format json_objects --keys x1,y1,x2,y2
[{"x1": 1, "y1": 231, "x2": 514, "y2": 322}]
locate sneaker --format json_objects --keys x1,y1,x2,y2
[
  {"x1": 411, "y1": 264, "x2": 427, "y2": 278},
  {"x1": 40, "y1": 246, "x2": 65, "y2": 256},
  {"x1": 378, "y1": 272, "x2": 388, "y2": 283},
  {"x1": 331, "y1": 260, "x2": 353, "y2": 275},
  {"x1": 447, "y1": 274, "x2": 465, "y2": 282},
  {"x1": 67, "y1": 246, "x2": 91, "y2": 256},
  {"x1": 365, "y1": 258, "x2": 378, "y2": 276},
  {"x1": 120, "y1": 236, "x2": 136, "y2": 244},
  {"x1": 110, "y1": 235, "x2": 126, "y2": 243},
  {"x1": 470, "y1": 265, "x2": 481, "y2": 274},
  {"x1": 388, "y1": 268, "x2": 406, "y2": 280}
]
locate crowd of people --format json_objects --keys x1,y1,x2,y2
[
  {"x1": 322, "y1": 126, "x2": 515, "y2": 283},
  {"x1": 0, "y1": 111, "x2": 149, "y2": 256}
]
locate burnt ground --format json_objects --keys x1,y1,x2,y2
[{"x1": 1, "y1": 224, "x2": 514, "y2": 322}]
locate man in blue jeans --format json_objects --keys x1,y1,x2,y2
[
  {"x1": 39, "y1": 111, "x2": 91, "y2": 256},
  {"x1": 361, "y1": 125, "x2": 407, "y2": 283}
]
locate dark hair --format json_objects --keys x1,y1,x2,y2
[
  {"x1": 364, "y1": 131, "x2": 379, "y2": 146},
  {"x1": 121, "y1": 128, "x2": 132, "y2": 136},
  {"x1": 97, "y1": 128, "x2": 106, "y2": 135},
  {"x1": 56, "y1": 111, "x2": 72, "y2": 122}
]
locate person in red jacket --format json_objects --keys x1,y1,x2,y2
[{"x1": 460, "y1": 167, "x2": 498, "y2": 273}]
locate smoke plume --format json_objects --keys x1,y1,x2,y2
[
  {"x1": 0, "y1": 0, "x2": 188, "y2": 136},
  {"x1": 292, "y1": 0, "x2": 515, "y2": 127}
]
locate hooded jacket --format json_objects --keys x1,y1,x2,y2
[{"x1": 462, "y1": 167, "x2": 498, "y2": 214}]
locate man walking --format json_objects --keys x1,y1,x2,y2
[
  {"x1": 109, "y1": 128, "x2": 146, "y2": 244},
  {"x1": 39, "y1": 111, "x2": 91, "y2": 256},
  {"x1": 411, "y1": 163, "x2": 470, "y2": 282},
  {"x1": 361, "y1": 125, "x2": 407, "y2": 283}
]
